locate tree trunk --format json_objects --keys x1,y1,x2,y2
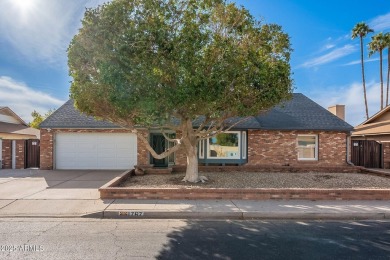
[
  {"x1": 182, "y1": 145, "x2": 200, "y2": 182},
  {"x1": 360, "y1": 36, "x2": 369, "y2": 119},
  {"x1": 180, "y1": 118, "x2": 201, "y2": 183},
  {"x1": 380, "y1": 50, "x2": 384, "y2": 110}
]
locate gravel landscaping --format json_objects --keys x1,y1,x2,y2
[{"x1": 120, "y1": 172, "x2": 390, "y2": 189}]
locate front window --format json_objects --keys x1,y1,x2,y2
[
  {"x1": 208, "y1": 132, "x2": 240, "y2": 159},
  {"x1": 297, "y1": 135, "x2": 318, "y2": 160}
]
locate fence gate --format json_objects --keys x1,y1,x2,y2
[
  {"x1": 25, "y1": 139, "x2": 40, "y2": 168},
  {"x1": 351, "y1": 140, "x2": 382, "y2": 168}
]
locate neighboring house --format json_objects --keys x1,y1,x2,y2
[
  {"x1": 352, "y1": 106, "x2": 390, "y2": 168},
  {"x1": 0, "y1": 107, "x2": 40, "y2": 169},
  {"x1": 39, "y1": 93, "x2": 353, "y2": 170}
]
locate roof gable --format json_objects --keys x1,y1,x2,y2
[
  {"x1": 40, "y1": 93, "x2": 353, "y2": 132},
  {"x1": 0, "y1": 107, "x2": 27, "y2": 125},
  {"x1": 357, "y1": 105, "x2": 390, "y2": 126}
]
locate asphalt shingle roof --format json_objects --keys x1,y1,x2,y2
[
  {"x1": 40, "y1": 93, "x2": 353, "y2": 132},
  {"x1": 39, "y1": 100, "x2": 119, "y2": 129}
]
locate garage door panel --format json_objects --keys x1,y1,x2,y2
[{"x1": 55, "y1": 133, "x2": 137, "y2": 170}]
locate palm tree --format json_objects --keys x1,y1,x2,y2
[
  {"x1": 352, "y1": 22, "x2": 373, "y2": 119},
  {"x1": 385, "y1": 33, "x2": 390, "y2": 106},
  {"x1": 369, "y1": 32, "x2": 387, "y2": 110}
]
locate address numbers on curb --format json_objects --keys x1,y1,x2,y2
[{"x1": 118, "y1": 211, "x2": 144, "y2": 217}]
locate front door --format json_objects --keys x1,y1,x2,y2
[{"x1": 150, "y1": 134, "x2": 167, "y2": 167}]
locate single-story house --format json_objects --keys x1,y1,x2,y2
[
  {"x1": 39, "y1": 93, "x2": 353, "y2": 170},
  {"x1": 0, "y1": 106, "x2": 40, "y2": 169},
  {"x1": 352, "y1": 106, "x2": 390, "y2": 168}
]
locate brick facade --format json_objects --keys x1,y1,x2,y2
[
  {"x1": 40, "y1": 128, "x2": 349, "y2": 169},
  {"x1": 101, "y1": 187, "x2": 390, "y2": 200},
  {"x1": 1, "y1": 139, "x2": 26, "y2": 169},
  {"x1": 40, "y1": 129, "x2": 53, "y2": 170},
  {"x1": 136, "y1": 130, "x2": 150, "y2": 165},
  {"x1": 247, "y1": 130, "x2": 348, "y2": 167},
  {"x1": 1, "y1": 139, "x2": 11, "y2": 169},
  {"x1": 15, "y1": 140, "x2": 25, "y2": 169},
  {"x1": 383, "y1": 142, "x2": 390, "y2": 168}
]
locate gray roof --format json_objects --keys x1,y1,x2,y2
[
  {"x1": 40, "y1": 93, "x2": 353, "y2": 132},
  {"x1": 39, "y1": 100, "x2": 119, "y2": 129},
  {"x1": 231, "y1": 93, "x2": 353, "y2": 131}
]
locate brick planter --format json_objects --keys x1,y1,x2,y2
[{"x1": 99, "y1": 170, "x2": 390, "y2": 200}]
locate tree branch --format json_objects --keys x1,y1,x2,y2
[{"x1": 132, "y1": 129, "x2": 182, "y2": 160}]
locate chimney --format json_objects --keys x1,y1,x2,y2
[{"x1": 328, "y1": 105, "x2": 345, "y2": 121}]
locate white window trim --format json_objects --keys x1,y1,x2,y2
[
  {"x1": 198, "y1": 140, "x2": 205, "y2": 159},
  {"x1": 242, "y1": 132, "x2": 247, "y2": 159},
  {"x1": 297, "y1": 134, "x2": 318, "y2": 161},
  {"x1": 167, "y1": 139, "x2": 176, "y2": 165},
  {"x1": 207, "y1": 131, "x2": 241, "y2": 159}
]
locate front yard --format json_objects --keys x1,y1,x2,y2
[{"x1": 120, "y1": 172, "x2": 390, "y2": 189}]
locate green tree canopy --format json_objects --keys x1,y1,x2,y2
[
  {"x1": 29, "y1": 109, "x2": 55, "y2": 129},
  {"x1": 68, "y1": 0, "x2": 293, "y2": 182}
]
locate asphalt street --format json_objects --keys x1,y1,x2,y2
[{"x1": 0, "y1": 218, "x2": 389, "y2": 260}]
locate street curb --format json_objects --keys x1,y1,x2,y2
[
  {"x1": 0, "y1": 215, "x2": 84, "y2": 218},
  {"x1": 101, "y1": 210, "x2": 244, "y2": 219},
  {"x1": 82, "y1": 210, "x2": 390, "y2": 220},
  {"x1": 0, "y1": 210, "x2": 390, "y2": 220},
  {"x1": 1, "y1": 211, "x2": 389, "y2": 220}
]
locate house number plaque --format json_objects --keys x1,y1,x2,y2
[{"x1": 118, "y1": 211, "x2": 144, "y2": 217}]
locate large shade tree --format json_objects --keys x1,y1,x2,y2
[
  {"x1": 352, "y1": 22, "x2": 373, "y2": 119},
  {"x1": 68, "y1": 0, "x2": 293, "y2": 182},
  {"x1": 369, "y1": 32, "x2": 387, "y2": 110}
]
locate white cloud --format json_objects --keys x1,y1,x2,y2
[
  {"x1": 0, "y1": 0, "x2": 106, "y2": 64},
  {"x1": 369, "y1": 12, "x2": 390, "y2": 31},
  {"x1": 0, "y1": 76, "x2": 64, "y2": 122},
  {"x1": 300, "y1": 44, "x2": 357, "y2": 68},
  {"x1": 309, "y1": 81, "x2": 381, "y2": 126},
  {"x1": 342, "y1": 57, "x2": 382, "y2": 66},
  {"x1": 325, "y1": 44, "x2": 335, "y2": 50}
]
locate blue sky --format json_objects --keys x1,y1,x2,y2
[{"x1": 0, "y1": 0, "x2": 390, "y2": 126}]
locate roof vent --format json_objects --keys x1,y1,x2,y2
[{"x1": 328, "y1": 105, "x2": 345, "y2": 121}]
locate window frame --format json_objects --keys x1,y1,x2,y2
[
  {"x1": 242, "y1": 131, "x2": 247, "y2": 159},
  {"x1": 207, "y1": 131, "x2": 241, "y2": 159},
  {"x1": 198, "y1": 140, "x2": 205, "y2": 159},
  {"x1": 297, "y1": 134, "x2": 318, "y2": 161}
]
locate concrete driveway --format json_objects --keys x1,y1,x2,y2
[{"x1": 0, "y1": 169, "x2": 122, "y2": 217}]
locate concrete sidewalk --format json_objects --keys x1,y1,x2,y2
[
  {"x1": 0, "y1": 169, "x2": 390, "y2": 219},
  {"x1": 100, "y1": 199, "x2": 390, "y2": 220}
]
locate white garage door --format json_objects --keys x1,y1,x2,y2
[{"x1": 55, "y1": 133, "x2": 137, "y2": 170}]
